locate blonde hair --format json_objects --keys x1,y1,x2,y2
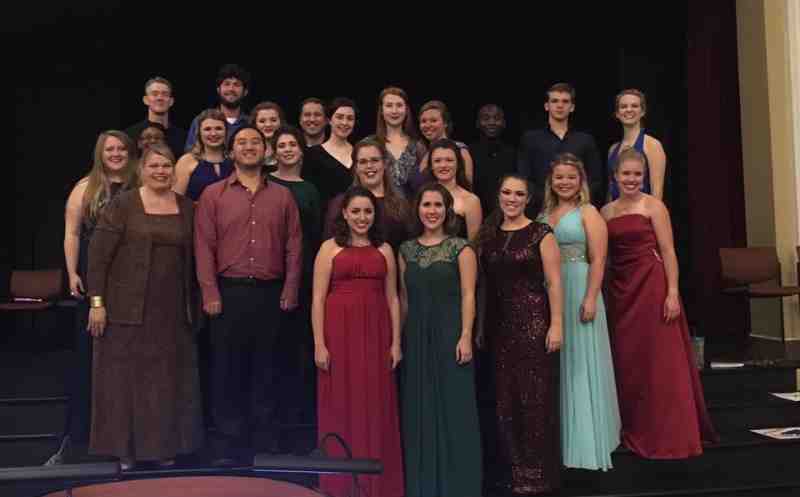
[
  {"x1": 541, "y1": 152, "x2": 591, "y2": 215},
  {"x1": 140, "y1": 142, "x2": 175, "y2": 166},
  {"x1": 190, "y1": 108, "x2": 228, "y2": 160},
  {"x1": 82, "y1": 130, "x2": 138, "y2": 221},
  {"x1": 614, "y1": 147, "x2": 648, "y2": 174}
]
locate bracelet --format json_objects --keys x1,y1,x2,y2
[{"x1": 90, "y1": 296, "x2": 104, "y2": 308}]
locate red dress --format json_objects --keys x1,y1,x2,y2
[
  {"x1": 317, "y1": 246, "x2": 404, "y2": 497},
  {"x1": 606, "y1": 215, "x2": 717, "y2": 459}
]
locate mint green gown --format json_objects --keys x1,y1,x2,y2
[{"x1": 547, "y1": 207, "x2": 621, "y2": 471}]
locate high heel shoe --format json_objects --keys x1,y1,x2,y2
[{"x1": 119, "y1": 457, "x2": 136, "y2": 471}]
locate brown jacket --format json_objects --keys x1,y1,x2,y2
[{"x1": 87, "y1": 189, "x2": 200, "y2": 327}]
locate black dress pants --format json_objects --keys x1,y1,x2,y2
[{"x1": 209, "y1": 278, "x2": 282, "y2": 453}]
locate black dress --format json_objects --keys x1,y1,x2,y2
[
  {"x1": 454, "y1": 213, "x2": 469, "y2": 240},
  {"x1": 303, "y1": 145, "x2": 353, "y2": 214},
  {"x1": 268, "y1": 175, "x2": 322, "y2": 431},
  {"x1": 481, "y1": 222, "x2": 559, "y2": 494},
  {"x1": 469, "y1": 138, "x2": 515, "y2": 213}
]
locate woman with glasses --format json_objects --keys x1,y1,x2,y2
[{"x1": 323, "y1": 138, "x2": 410, "y2": 250}]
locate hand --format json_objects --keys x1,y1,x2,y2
[
  {"x1": 663, "y1": 293, "x2": 681, "y2": 323},
  {"x1": 204, "y1": 300, "x2": 222, "y2": 317},
  {"x1": 389, "y1": 343, "x2": 402, "y2": 370},
  {"x1": 280, "y1": 296, "x2": 298, "y2": 312},
  {"x1": 456, "y1": 336, "x2": 473, "y2": 364},
  {"x1": 545, "y1": 325, "x2": 562, "y2": 353},
  {"x1": 315, "y1": 344, "x2": 330, "y2": 371},
  {"x1": 580, "y1": 296, "x2": 597, "y2": 323},
  {"x1": 68, "y1": 273, "x2": 85, "y2": 299},
  {"x1": 87, "y1": 307, "x2": 107, "y2": 337}
]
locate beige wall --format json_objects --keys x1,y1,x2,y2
[{"x1": 736, "y1": 0, "x2": 800, "y2": 340}]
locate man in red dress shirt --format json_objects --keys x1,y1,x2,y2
[{"x1": 195, "y1": 125, "x2": 302, "y2": 463}]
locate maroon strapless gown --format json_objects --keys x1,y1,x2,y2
[
  {"x1": 317, "y1": 246, "x2": 404, "y2": 497},
  {"x1": 606, "y1": 214, "x2": 717, "y2": 459}
]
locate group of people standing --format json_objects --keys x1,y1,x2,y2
[{"x1": 62, "y1": 63, "x2": 716, "y2": 496}]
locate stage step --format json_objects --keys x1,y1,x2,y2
[
  {"x1": 0, "y1": 402, "x2": 67, "y2": 437},
  {"x1": 558, "y1": 430, "x2": 800, "y2": 496},
  {"x1": 700, "y1": 362, "x2": 800, "y2": 397},
  {"x1": 706, "y1": 390, "x2": 800, "y2": 432},
  {"x1": 0, "y1": 438, "x2": 61, "y2": 468}
]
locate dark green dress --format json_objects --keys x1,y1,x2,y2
[
  {"x1": 399, "y1": 237, "x2": 482, "y2": 497},
  {"x1": 268, "y1": 175, "x2": 322, "y2": 278},
  {"x1": 269, "y1": 175, "x2": 321, "y2": 422}
]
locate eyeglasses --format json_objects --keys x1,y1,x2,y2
[{"x1": 356, "y1": 157, "x2": 383, "y2": 166}]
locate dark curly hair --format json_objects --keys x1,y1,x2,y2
[
  {"x1": 332, "y1": 186, "x2": 385, "y2": 248},
  {"x1": 409, "y1": 182, "x2": 459, "y2": 238},
  {"x1": 216, "y1": 63, "x2": 251, "y2": 90},
  {"x1": 270, "y1": 125, "x2": 307, "y2": 151}
]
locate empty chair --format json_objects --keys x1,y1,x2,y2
[
  {"x1": 0, "y1": 269, "x2": 64, "y2": 311},
  {"x1": 719, "y1": 247, "x2": 800, "y2": 298},
  {"x1": 719, "y1": 247, "x2": 800, "y2": 341}
]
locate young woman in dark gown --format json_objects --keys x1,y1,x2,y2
[{"x1": 478, "y1": 174, "x2": 564, "y2": 494}]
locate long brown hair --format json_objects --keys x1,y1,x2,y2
[
  {"x1": 409, "y1": 182, "x2": 458, "y2": 238},
  {"x1": 475, "y1": 173, "x2": 532, "y2": 250},
  {"x1": 429, "y1": 138, "x2": 471, "y2": 191},
  {"x1": 351, "y1": 138, "x2": 409, "y2": 223},
  {"x1": 82, "y1": 130, "x2": 138, "y2": 221},
  {"x1": 332, "y1": 187, "x2": 385, "y2": 248},
  {"x1": 375, "y1": 87, "x2": 418, "y2": 143}
]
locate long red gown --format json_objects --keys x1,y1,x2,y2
[
  {"x1": 606, "y1": 214, "x2": 717, "y2": 459},
  {"x1": 317, "y1": 245, "x2": 404, "y2": 497}
]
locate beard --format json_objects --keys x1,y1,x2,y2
[
  {"x1": 303, "y1": 125, "x2": 324, "y2": 138},
  {"x1": 220, "y1": 95, "x2": 244, "y2": 110}
]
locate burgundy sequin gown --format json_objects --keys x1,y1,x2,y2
[{"x1": 482, "y1": 222, "x2": 559, "y2": 495}]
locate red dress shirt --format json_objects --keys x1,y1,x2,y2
[{"x1": 195, "y1": 171, "x2": 303, "y2": 307}]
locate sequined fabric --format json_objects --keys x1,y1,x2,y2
[
  {"x1": 481, "y1": 222, "x2": 560, "y2": 495},
  {"x1": 559, "y1": 243, "x2": 587, "y2": 263}
]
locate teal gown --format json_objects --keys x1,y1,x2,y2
[{"x1": 547, "y1": 207, "x2": 621, "y2": 471}]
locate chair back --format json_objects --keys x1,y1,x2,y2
[
  {"x1": 9, "y1": 269, "x2": 64, "y2": 301},
  {"x1": 719, "y1": 247, "x2": 781, "y2": 287}
]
